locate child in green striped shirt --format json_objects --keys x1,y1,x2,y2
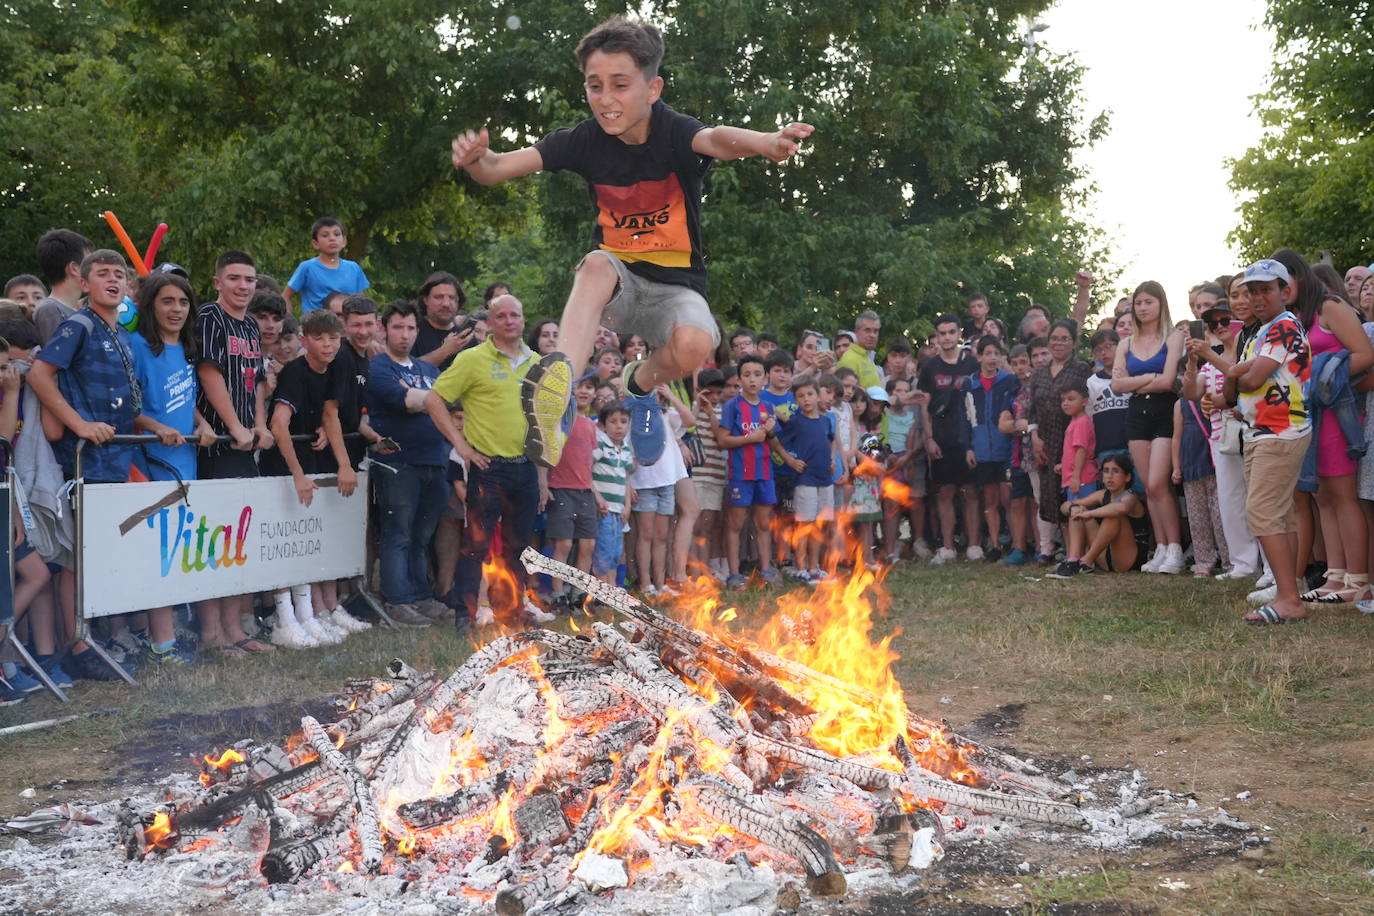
[{"x1": 592, "y1": 404, "x2": 636, "y2": 584}]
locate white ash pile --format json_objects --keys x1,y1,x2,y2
[{"x1": 7, "y1": 550, "x2": 1206, "y2": 914}]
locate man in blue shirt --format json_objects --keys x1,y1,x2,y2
[{"x1": 366, "y1": 300, "x2": 473, "y2": 627}]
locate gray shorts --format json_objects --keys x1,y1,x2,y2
[
  {"x1": 546, "y1": 487, "x2": 598, "y2": 540},
  {"x1": 582, "y1": 250, "x2": 721, "y2": 350}
]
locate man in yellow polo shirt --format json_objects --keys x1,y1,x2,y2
[
  {"x1": 835, "y1": 309, "x2": 884, "y2": 390},
  {"x1": 434, "y1": 294, "x2": 550, "y2": 628}
]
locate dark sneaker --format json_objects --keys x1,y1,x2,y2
[
  {"x1": 1046, "y1": 560, "x2": 1080, "y2": 580},
  {"x1": 522, "y1": 352, "x2": 574, "y2": 468},
  {"x1": 1002, "y1": 548, "x2": 1030, "y2": 566},
  {"x1": 35, "y1": 655, "x2": 74, "y2": 689},
  {"x1": 1077, "y1": 562, "x2": 1098, "y2": 575},
  {"x1": 624, "y1": 390, "x2": 665, "y2": 466},
  {"x1": 3, "y1": 667, "x2": 44, "y2": 693},
  {"x1": 1035, "y1": 553, "x2": 1057, "y2": 567},
  {"x1": 384, "y1": 603, "x2": 433, "y2": 628},
  {"x1": 145, "y1": 640, "x2": 196, "y2": 666},
  {"x1": 416, "y1": 598, "x2": 453, "y2": 622},
  {"x1": 758, "y1": 568, "x2": 783, "y2": 587},
  {"x1": 0, "y1": 682, "x2": 25, "y2": 707},
  {"x1": 726, "y1": 573, "x2": 749, "y2": 591},
  {"x1": 67, "y1": 648, "x2": 129, "y2": 682}
]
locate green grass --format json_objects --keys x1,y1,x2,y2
[{"x1": 2, "y1": 560, "x2": 1372, "y2": 913}]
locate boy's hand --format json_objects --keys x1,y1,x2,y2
[
  {"x1": 1070, "y1": 475, "x2": 1080, "y2": 491},
  {"x1": 763, "y1": 122, "x2": 815, "y2": 163},
  {"x1": 1225, "y1": 359, "x2": 1253, "y2": 379},
  {"x1": 762, "y1": 416, "x2": 777, "y2": 435},
  {"x1": 452, "y1": 128, "x2": 491, "y2": 169},
  {"x1": 193, "y1": 419, "x2": 218, "y2": 448},
  {"x1": 153, "y1": 423, "x2": 185, "y2": 448},
  {"x1": 595, "y1": 497, "x2": 609, "y2": 517},
  {"x1": 311, "y1": 427, "x2": 329, "y2": 451},
  {"x1": 965, "y1": 449, "x2": 976, "y2": 469},
  {"x1": 926, "y1": 439, "x2": 942, "y2": 460},
  {"x1": 337, "y1": 465, "x2": 358, "y2": 497},
  {"x1": 786, "y1": 455, "x2": 805, "y2": 473},
  {"x1": 228, "y1": 423, "x2": 254, "y2": 451},
  {"x1": 0, "y1": 364, "x2": 20, "y2": 393},
  {"x1": 292, "y1": 472, "x2": 317, "y2": 507},
  {"x1": 77, "y1": 420, "x2": 116, "y2": 445},
  {"x1": 1171, "y1": 467, "x2": 1182, "y2": 484},
  {"x1": 254, "y1": 425, "x2": 275, "y2": 450}
]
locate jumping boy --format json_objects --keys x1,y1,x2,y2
[
  {"x1": 283, "y1": 218, "x2": 370, "y2": 314},
  {"x1": 451, "y1": 17, "x2": 812, "y2": 468}
]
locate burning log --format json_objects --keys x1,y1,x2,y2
[
  {"x1": 260, "y1": 803, "x2": 348, "y2": 884},
  {"x1": 397, "y1": 756, "x2": 534, "y2": 830},
  {"x1": 301, "y1": 716, "x2": 383, "y2": 873},
  {"x1": 680, "y1": 774, "x2": 846, "y2": 896}
]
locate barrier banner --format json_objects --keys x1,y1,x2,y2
[{"x1": 80, "y1": 471, "x2": 367, "y2": 618}]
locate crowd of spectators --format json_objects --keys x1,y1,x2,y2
[{"x1": 2, "y1": 220, "x2": 1372, "y2": 708}]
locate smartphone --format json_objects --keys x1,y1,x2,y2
[{"x1": 818, "y1": 337, "x2": 832, "y2": 352}]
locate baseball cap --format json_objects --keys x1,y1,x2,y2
[
  {"x1": 1200, "y1": 301, "x2": 1232, "y2": 324},
  {"x1": 152, "y1": 262, "x2": 189, "y2": 279},
  {"x1": 865, "y1": 385, "x2": 890, "y2": 404},
  {"x1": 1243, "y1": 259, "x2": 1292, "y2": 286}
]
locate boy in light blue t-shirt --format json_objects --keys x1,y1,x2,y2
[{"x1": 284, "y1": 217, "x2": 369, "y2": 314}]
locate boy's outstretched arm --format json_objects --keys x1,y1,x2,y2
[
  {"x1": 451, "y1": 128, "x2": 544, "y2": 186},
  {"x1": 691, "y1": 122, "x2": 814, "y2": 162}
]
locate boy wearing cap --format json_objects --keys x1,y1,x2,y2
[
  {"x1": 1224, "y1": 259, "x2": 1312, "y2": 624},
  {"x1": 451, "y1": 17, "x2": 812, "y2": 470},
  {"x1": 917, "y1": 313, "x2": 979, "y2": 563}
]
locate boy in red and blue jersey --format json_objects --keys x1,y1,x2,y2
[{"x1": 715, "y1": 354, "x2": 785, "y2": 589}]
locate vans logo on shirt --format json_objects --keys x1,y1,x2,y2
[{"x1": 610, "y1": 205, "x2": 671, "y2": 235}]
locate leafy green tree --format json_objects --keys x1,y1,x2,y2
[
  {"x1": 1229, "y1": 0, "x2": 1374, "y2": 270},
  {"x1": 2, "y1": 0, "x2": 1108, "y2": 336}
]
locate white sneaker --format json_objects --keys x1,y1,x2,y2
[
  {"x1": 1254, "y1": 570, "x2": 1275, "y2": 589},
  {"x1": 965, "y1": 545, "x2": 984, "y2": 561},
  {"x1": 930, "y1": 547, "x2": 956, "y2": 566},
  {"x1": 1156, "y1": 544, "x2": 1186, "y2": 575},
  {"x1": 523, "y1": 600, "x2": 556, "y2": 625},
  {"x1": 329, "y1": 607, "x2": 372, "y2": 632},
  {"x1": 272, "y1": 619, "x2": 317, "y2": 649},
  {"x1": 320, "y1": 617, "x2": 351, "y2": 641},
  {"x1": 1141, "y1": 548, "x2": 1163, "y2": 573},
  {"x1": 913, "y1": 541, "x2": 933, "y2": 560},
  {"x1": 642, "y1": 584, "x2": 659, "y2": 598},
  {"x1": 1247, "y1": 584, "x2": 1278, "y2": 606},
  {"x1": 475, "y1": 605, "x2": 496, "y2": 626},
  {"x1": 301, "y1": 616, "x2": 342, "y2": 645}
]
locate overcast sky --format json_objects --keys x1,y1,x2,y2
[{"x1": 1039, "y1": 0, "x2": 1274, "y2": 307}]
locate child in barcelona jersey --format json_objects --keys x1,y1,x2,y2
[{"x1": 451, "y1": 16, "x2": 813, "y2": 467}]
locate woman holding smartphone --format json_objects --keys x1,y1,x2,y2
[{"x1": 793, "y1": 329, "x2": 836, "y2": 376}]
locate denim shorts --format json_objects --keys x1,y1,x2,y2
[
  {"x1": 633, "y1": 483, "x2": 676, "y2": 515},
  {"x1": 593, "y1": 512, "x2": 624, "y2": 575},
  {"x1": 1062, "y1": 482, "x2": 1100, "y2": 501}
]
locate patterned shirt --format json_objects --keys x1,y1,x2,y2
[
  {"x1": 592, "y1": 430, "x2": 635, "y2": 511},
  {"x1": 721, "y1": 394, "x2": 774, "y2": 481},
  {"x1": 196, "y1": 302, "x2": 265, "y2": 458},
  {"x1": 1239, "y1": 311, "x2": 1311, "y2": 442},
  {"x1": 693, "y1": 404, "x2": 727, "y2": 485}
]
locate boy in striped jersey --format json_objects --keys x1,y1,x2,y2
[
  {"x1": 592, "y1": 404, "x2": 636, "y2": 585},
  {"x1": 716, "y1": 354, "x2": 784, "y2": 589}
]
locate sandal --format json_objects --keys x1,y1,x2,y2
[
  {"x1": 206, "y1": 643, "x2": 249, "y2": 659},
  {"x1": 1244, "y1": 605, "x2": 1307, "y2": 626},
  {"x1": 233, "y1": 637, "x2": 276, "y2": 653}
]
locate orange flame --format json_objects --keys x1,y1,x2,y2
[{"x1": 145, "y1": 811, "x2": 176, "y2": 850}]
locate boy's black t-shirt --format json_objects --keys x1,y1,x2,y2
[
  {"x1": 918, "y1": 351, "x2": 979, "y2": 443},
  {"x1": 260, "y1": 355, "x2": 343, "y2": 476},
  {"x1": 535, "y1": 100, "x2": 712, "y2": 296}
]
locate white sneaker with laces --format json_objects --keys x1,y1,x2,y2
[
  {"x1": 272, "y1": 618, "x2": 317, "y2": 649},
  {"x1": 1247, "y1": 584, "x2": 1278, "y2": 606},
  {"x1": 1156, "y1": 544, "x2": 1186, "y2": 575},
  {"x1": 329, "y1": 607, "x2": 372, "y2": 632},
  {"x1": 301, "y1": 615, "x2": 342, "y2": 644},
  {"x1": 931, "y1": 547, "x2": 956, "y2": 566},
  {"x1": 320, "y1": 617, "x2": 351, "y2": 641},
  {"x1": 524, "y1": 600, "x2": 556, "y2": 625},
  {"x1": 913, "y1": 541, "x2": 933, "y2": 560},
  {"x1": 1254, "y1": 570, "x2": 1275, "y2": 589},
  {"x1": 475, "y1": 605, "x2": 496, "y2": 626},
  {"x1": 965, "y1": 545, "x2": 984, "y2": 561},
  {"x1": 1141, "y1": 547, "x2": 1163, "y2": 573}
]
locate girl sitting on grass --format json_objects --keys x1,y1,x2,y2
[{"x1": 1048, "y1": 453, "x2": 1150, "y2": 578}]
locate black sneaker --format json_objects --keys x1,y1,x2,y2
[
  {"x1": 983, "y1": 547, "x2": 1003, "y2": 563},
  {"x1": 0, "y1": 682, "x2": 25, "y2": 707},
  {"x1": 1077, "y1": 561, "x2": 1098, "y2": 575},
  {"x1": 67, "y1": 648, "x2": 129, "y2": 682},
  {"x1": 1046, "y1": 560, "x2": 1080, "y2": 580}
]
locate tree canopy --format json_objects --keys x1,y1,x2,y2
[
  {"x1": 1, "y1": 0, "x2": 1109, "y2": 336},
  {"x1": 1228, "y1": 0, "x2": 1374, "y2": 270}
]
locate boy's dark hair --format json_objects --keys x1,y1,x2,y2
[
  {"x1": 135, "y1": 274, "x2": 198, "y2": 359},
  {"x1": 4, "y1": 274, "x2": 43, "y2": 297},
  {"x1": 833, "y1": 366, "x2": 858, "y2": 381},
  {"x1": 763, "y1": 350, "x2": 793, "y2": 372},
  {"x1": 418, "y1": 270, "x2": 467, "y2": 309},
  {"x1": 575, "y1": 16, "x2": 665, "y2": 79},
  {"x1": 976, "y1": 334, "x2": 1006, "y2": 355},
  {"x1": 323, "y1": 290, "x2": 348, "y2": 311},
  {"x1": 482, "y1": 281, "x2": 511, "y2": 304},
  {"x1": 311, "y1": 217, "x2": 343, "y2": 240},
  {"x1": 728, "y1": 327, "x2": 754, "y2": 346},
  {"x1": 967, "y1": 292, "x2": 989, "y2": 306},
  {"x1": 1064, "y1": 380, "x2": 1089, "y2": 398},
  {"x1": 301, "y1": 309, "x2": 344, "y2": 336},
  {"x1": 215, "y1": 250, "x2": 256, "y2": 274},
  {"x1": 1008, "y1": 343, "x2": 1030, "y2": 361},
  {"x1": 1089, "y1": 328, "x2": 1120, "y2": 350},
  {"x1": 737, "y1": 353, "x2": 765, "y2": 373},
  {"x1": 933, "y1": 312, "x2": 960, "y2": 331},
  {"x1": 248, "y1": 290, "x2": 287, "y2": 318},
  {"x1": 884, "y1": 376, "x2": 910, "y2": 395},
  {"x1": 0, "y1": 318, "x2": 42, "y2": 352},
  {"x1": 885, "y1": 339, "x2": 912, "y2": 359},
  {"x1": 1027, "y1": 336, "x2": 1049, "y2": 351},
  {"x1": 1024, "y1": 302, "x2": 1051, "y2": 318},
  {"x1": 279, "y1": 315, "x2": 300, "y2": 337},
  {"x1": 449, "y1": 398, "x2": 464, "y2": 412},
  {"x1": 383, "y1": 299, "x2": 419, "y2": 326},
  {"x1": 598, "y1": 403, "x2": 630, "y2": 424},
  {"x1": 255, "y1": 274, "x2": 282, "y2": 294},
  {"x1": 35, "y1": 229, "x2": 93, "y2": 287},
  {"x1": 817, "y1": 372, "x2": 841, "y2": 394},
  {"x1": 791, "y1": 374, "x2": 817, "y2": 393},
  {"x1": 341, "y1": 294, "x2": 378, "y2": 317},
  {"x1": 0, "y1": 303, "x2": 24, "y2": 322},
  {"x1": 80, "y1": 249, "x2": 128, "y2": 279},
  {"x1": 697, "y1": 367, "x2": 725, "y2": 388},
  {"x1": 757, "y1": 332, "x2": 779, "y2": 347}
]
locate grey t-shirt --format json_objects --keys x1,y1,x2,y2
[{"x1": 34, "y1": 296, "x2": 77, "y2": 344}]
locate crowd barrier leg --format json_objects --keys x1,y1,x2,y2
[
  {"x1": 6, "y1": 629, "x2": 69, "y2": 702},
  {"x1": 72, "y1": 442, "x2": 138, "y2": 685}
]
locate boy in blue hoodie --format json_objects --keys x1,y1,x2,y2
[{"x1": 960, "y1": 335, "x2": 1020, "y2": 560}]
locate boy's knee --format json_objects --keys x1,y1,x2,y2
[{"x1": 664, "y1": 325, "x2": 714, "y2": 367}]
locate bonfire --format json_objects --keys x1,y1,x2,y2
[{"x1": 111, "y1": 548, "x2": 1150, "y2": 913}]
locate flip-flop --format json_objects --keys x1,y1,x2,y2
[
  {"x1": 233, "y1": 637, "x2": 276, "y2": 653},
  {"x1": 1244, "y1": 605, "x2": 1307, "y2": 626}
]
